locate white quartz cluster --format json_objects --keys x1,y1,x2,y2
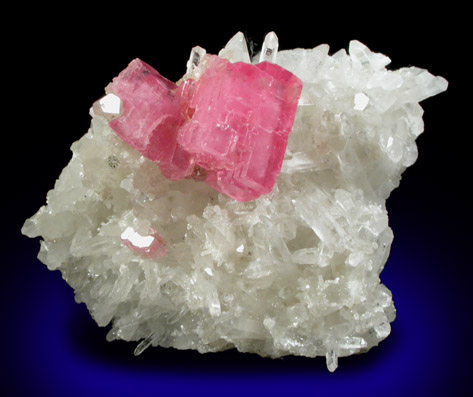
[{"x1": 22, "y1": 32, "x2": 447, "y2": 371}]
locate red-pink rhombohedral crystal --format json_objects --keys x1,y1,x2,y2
[{"x1": 106, "y1": 55, "x2": 302, "y2": 201}]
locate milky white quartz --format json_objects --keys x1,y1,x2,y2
[{"x1": 21, "y1": 32, "x2": 447, "y2": 371}]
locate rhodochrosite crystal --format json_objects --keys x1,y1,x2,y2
[
  {"x1": 22, "y1": 32, "x2": 447, "y2": 371},
  {"x1": 106, "y1": 54, "x2": 302, "y2": 201}
]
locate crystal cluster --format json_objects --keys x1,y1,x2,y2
[
  {"x1": 22, "y1": 32, "x2": 447, "y2": 371},
  {"x1": 104, "y1": 54, "x2": 301, "y2": 202}
]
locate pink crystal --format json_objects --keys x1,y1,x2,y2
[
  {"x1": 121, "y1": 227, "x2": 167, "y2": 259},
  {"x1": 106, "y1": 56, "x2": 302, "y2": 201},
  {"x1": 107, "y1": 60, "x2": 194, "y2": 180}
]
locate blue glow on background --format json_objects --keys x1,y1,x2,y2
[
  {"x1": 4, "y1": 19, "x2": 469, "y2": 395},
  {"x1": 4, "y1": 206, "x2": 471, "y2": 397}
]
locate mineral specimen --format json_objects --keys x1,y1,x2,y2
[{"x1": 21, "y1": 32, "x2": 447, "y2": 371}]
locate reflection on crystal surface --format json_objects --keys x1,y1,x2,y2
[
  {"x1": 354, "y1": 92, "x2": 370, "y2": 110},
  {"x1": 92, "y1": 93, "x2": 121, "y2": 121},
  {"x1": 121, "y1": 226, "x2": 166, "y2": 259},
  {"x1": 21, "y1": 31, "x2": 447, "y2": 371}
]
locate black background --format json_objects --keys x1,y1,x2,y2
[{"x1": 3, "y1": 4, "x2": 471, "y2": 396}]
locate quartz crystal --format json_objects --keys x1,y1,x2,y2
[{"x1": 21, "y1": 32, "x2": 448, "y2": 371}]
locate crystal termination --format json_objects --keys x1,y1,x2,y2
[{"x1": 22, "y1": 32, "x2": 447, "y2": 371}]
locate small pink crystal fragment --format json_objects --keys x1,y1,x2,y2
[
  {"x1": 121, "y1": 227, "x2": 167, "y2": 259},
  {"x1": 106, "y1": 56, "x2": 302, "y2": 201}
]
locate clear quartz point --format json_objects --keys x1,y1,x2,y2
[
  {"x1": 186, "y1": 46, "x2": 207, "y2": 77},
  {"x1": 218, "y1": 31, "x2": 251, "y2": 63},
  {"x1": 259, "y1": 31, "x2": 279, "y2": 63},
  {"x1": 134, "y1": 334, "x2": 154, "y2": 356},
  {"x1": 326, "y1": 348, "x2": 339, "y2": 372}
]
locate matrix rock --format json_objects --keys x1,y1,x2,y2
[{"x1": 22, "y1": 32, "x2": 447, "y2": 371}]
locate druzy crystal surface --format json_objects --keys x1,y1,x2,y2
[{"x1": 22, "y1": 32, "x2": 447, "y2": 371}]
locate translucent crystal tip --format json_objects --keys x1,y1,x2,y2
[
  {"x1": 133, "y1": 334, "x2": 154, "y2": 356},
  {"x1": 259, "y1": 31, "x2": 279, "y2": 63}
]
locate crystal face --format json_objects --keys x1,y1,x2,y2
[
  {"x1": 106, "y1": 53, "x2": 302, "y2": 202},
  {"x1": 21, "y1": 32, "x2": 447, "y2": 371}
]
